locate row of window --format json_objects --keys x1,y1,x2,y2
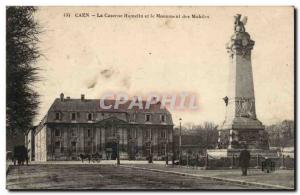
[
  {"x1": 55, "y1": 112, "x2": 167, "y2": 123},
  {"x1": 54, "y1": 141, "x2": 93, "y2": 153},
  {"x1": 54, "y1": 129, "x2": 92, "y2": 137},
  {"x1": 54, "y1": 128, "x2": 169, "y2": 139},
  {"x1": 55, "y1": 112, "x2": 94, "y2": 121},
  {"x1": 143, "y1": 129, "x2": 168, "y2": 139},
  {"x1": 144, "y1": 114, "x2": 166, "y2": 122},
  {"x1": 54, "y1": 141, "x2": 169, "y2": 155},
  {"x1": 55, "y1": 141, "x2": 92, "y2": 148}
]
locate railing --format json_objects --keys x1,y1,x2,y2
[{"x1": 173, "y1": 154, "x2": 294, "y2": 170}]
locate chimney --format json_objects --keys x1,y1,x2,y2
[
  {"x1": 60, "y1": 93, "x2": 64, "y2": 101},
  {"x1": 81, "y1": 94, "x2": 85, "y2": 101}
]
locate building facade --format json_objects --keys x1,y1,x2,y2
[{"x1": 32, "y1": 93, "x2": 173, "y2": 161}]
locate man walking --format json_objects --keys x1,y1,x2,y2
[{"x1": 239, "y1": 145, "x2": 250, "y2": 176}]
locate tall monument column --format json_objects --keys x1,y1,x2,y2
[{"x1": 218, "y1": 14, "x2": 269, "y2": 150}]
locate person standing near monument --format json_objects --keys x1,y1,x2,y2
[{"x1": 239, "y1": 146, "x2": 251, "y2": 176}]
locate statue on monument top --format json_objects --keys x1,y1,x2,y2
[
  {"x1": 226, "y1": 14, "x2": 254, "y2": 56},
  {"x1": 234, "y1": 14, "x2": 247, "y2": 33}
]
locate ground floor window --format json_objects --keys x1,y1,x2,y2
[
  {"x1": 71, "y1": 141, "x2": 76, "y2": 152},
  {"x1": 85, "y1": 141, "x2": 92, "y2": 154},
  {"x1": 55, "y1": 141, "x2": 60, "y2": 149},
  {"x1": 158, "y1": 143, "x2": 167, "y2": 156},
  {"x1": 143, "y1": 142, "x2": 153, "y2": 156},
  {"x1": 54, "y1": 141, "x2": 61, "y2": 153}
]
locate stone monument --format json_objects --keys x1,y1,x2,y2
[{"x1": 207, "y1": 14, "x2": 277, "y2": 158}]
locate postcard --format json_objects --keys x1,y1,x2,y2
[{"x1": 6, "y1": 6, "x2": 295, "y2": 190}]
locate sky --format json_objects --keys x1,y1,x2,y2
[{"x1": 33, "y1": 6, "x2": 294, "y2": 127}]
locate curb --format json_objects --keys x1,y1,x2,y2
[{"x1": 121, "y1": 165, "x2": 293, "y2": 190}]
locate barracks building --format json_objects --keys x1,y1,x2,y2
[{"x1": 27, "y1": 93, "x2": 174, "y2": 161}]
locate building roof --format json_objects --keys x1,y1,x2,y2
[
  {"x1": 49, "y1": 98, "x2": 170, "y2": 113},
  {"x1": 42, "y1": 95, "x2": 173, "y2": 126}
]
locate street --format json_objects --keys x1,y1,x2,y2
[{"x1": 6, "y1": 163, "x2": 256, "y2": 190}]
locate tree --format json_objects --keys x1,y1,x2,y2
[
  {"x1": 173, "y1": 121, "x2": 218, "y2": 151},
  {"x1": 265, "y1": 120, "x2": 294, "y2": 148},
  {"x1": 6, "y1": 6, "x2": 41, "y2": 150}
]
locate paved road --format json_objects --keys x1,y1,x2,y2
[{"x1": 7, "y1": 164, "x2": 255, "y2": 190}]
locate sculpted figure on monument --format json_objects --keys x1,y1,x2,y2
[
  {"x1": 226, "y1": 14, "x2": 254, "y2": 57},
  {"x1": 234, "y1": 14, "x2": 247, "y2": 33},
  {"x1": 236, "y1": 98, "x2": 256, "y2": 119}
]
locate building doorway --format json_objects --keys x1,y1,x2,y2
[{"x1": 105, "y1": 142, "x2": 117, "y2": 160}]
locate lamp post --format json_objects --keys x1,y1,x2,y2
[
  {"x1": 179, "y1": 118, "x2": 182, "y2": 165},
  {"x1": 116, "y1": 135, "x2": 120, "y2": 165}
]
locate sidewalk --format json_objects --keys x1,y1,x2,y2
[{"x1": 122, "y1": 163, "x2": 294, "y2": 189}]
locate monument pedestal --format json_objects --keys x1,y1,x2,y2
[{"x1": 217, "y1": 117, "x2": 269, "y2": 150}]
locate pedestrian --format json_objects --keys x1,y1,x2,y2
[
  {"x1": 165, "y1": 153, "x2": 168, "y2": 165},
  {"x1": 148, "y1": 153, "x2": 153, "y2": 163},
  {"x1": 239, "y1": 145, "x2": 250, "y2": 176}
]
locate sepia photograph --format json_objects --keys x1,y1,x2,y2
[{"x1": 5, "y1": 6, "x2": 295, "y2": 190}]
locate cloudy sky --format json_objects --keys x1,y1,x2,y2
[{"x1": 34, "y1": 6, "x2": 294, "y2": 126}]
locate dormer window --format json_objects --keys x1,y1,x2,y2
[
  {"x1": 71, "y1": 112, "x2": 76, "y2": 121},
  {"x1": 55, "y1": 112, "x2": 61, "y2": 120},
  {"x1": 145, "y1": 114, "x2": 151, "y2": 122},
  {"x1": 131, "y1": 113, "x2": 137, "y2": 122},
  {"x1": 161, "y1": 115, "x2": 166, "y2": 123},
  {"x1": 87, "y1": 113, "x2": 93, "y2": 121}
]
